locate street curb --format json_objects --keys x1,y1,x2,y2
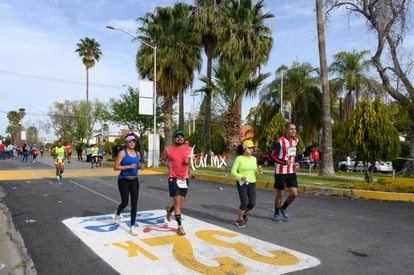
[
  {"x1": 191, "y1": 174, "x2": 414, "y2": 203},
  {"x1": 0, "y1": 187, "x2": 37, "y2": 274}
]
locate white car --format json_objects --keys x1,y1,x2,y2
[{"x1": 338, "y1": 160, "x2": 393, "y2": 173}]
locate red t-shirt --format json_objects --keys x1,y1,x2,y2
[
  {"x1": 166, "y1": 145, "x2": 192, "y2": 179},
  {"x1": 0, "y1": 144, "x2": 5, "y2": 151},
  {"x1": 312, "y1": 150, "x2": 320, "y2": 160}
]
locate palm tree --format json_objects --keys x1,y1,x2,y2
[
  {"x1": 329, "y1": 49, "x2": 374, "y2": 122},
  {"x1": 218, "y1": 0, "x2": 273, "y2": 71},
  {"x1": 316, "y1": 0, "x2": 335, "y2": 176},
  {"x1": 201, "y1": 59, "x2": 269, "y2": 168},
  {"x1": 193, "y1": 0, "x2": 223, "y2": 140},
  {"x1": 256, "y1": 63, "x2": 322, "y2": 146},
  {"x1": 137, "y1": 3, "x2": 201, "y2": 146},
  {"x1": 217, "y1": 0, "x2": 274, "y2": 139},
  {"x1": 277, "y1": 63, "x2": 320, "y2": 125},
  {"x1": 75, "y1": 37, "x2": 102, "y2": 141}
]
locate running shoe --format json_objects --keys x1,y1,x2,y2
[
  {"x1": 235, "y1": 220, "x2": 246, "y2": 228},
  {"x1": 114, "y1": 213, "x2": 121, "y2": 225},
  {"x1": 165, "y1": 206, "x2": 172, "y2": 222},
  {"x1": 129, "y1": 226, "x2": 138, "y2": 236},
  {"x1": 177, "y1": 225, "x2": 186, "y2": 236},
  {"x1": 243, "y1": 214, "x2": 248, "y2": 223},
  {"x1": 280, "y1": 208, "x2": 289, "y2": 221},
  {"x1": 272, "y1": 214, "x2": 282, "y2": 222}
]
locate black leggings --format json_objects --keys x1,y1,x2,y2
[
  {"x1": 237, "y1": 182, "x2": 256, "y2": 210},
  {"x1": 117, "y1": 178, "x2": 140, "y2": 226}
]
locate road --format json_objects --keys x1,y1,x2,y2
[{"x1": 0, "y1": 156, "x2": 413, "y2": 274}]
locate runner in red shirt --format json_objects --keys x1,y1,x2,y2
[
  {"x1": 161, "y1": 130, "x2": 193, "y2": 236},
  {"x1": 65, "y1": 144, "x2": 73, "y2": 163}
]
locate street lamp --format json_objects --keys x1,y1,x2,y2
[
  {"x1": 106, "y1": 25, "x2": 158, "y2": 167},
  {"x1": 280, "y1": 66, "x2": 297, "y2": 119},
  {"x1": 190, "y1": 92, "x2": 197, "y2": 135}
]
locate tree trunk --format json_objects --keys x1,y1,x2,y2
[
  {"x1": 316, "y1": 0, "x2": 335, "y2": 176},
  {"x1": 163, "y1": 95, "x2": 174, "y2": 148},
  {"x1": 224, "y1": 106, "x2": 241, "y2": 171},
  {"x1": 397, "y1": 126, "x2": 414, "y2": 177},
  {"x1": 365, "y1": 163, "x2": 374, "y2": 183},
  {"x1": 204, "y1": 55, "x2": 212, "y2": 140},
  {"x1": 86, "y1": 68, "x2": 89, "y2": 143}
]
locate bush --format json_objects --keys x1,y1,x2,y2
[{"x1": 341, "y1": 177, "x2": 414, "y2": 193}]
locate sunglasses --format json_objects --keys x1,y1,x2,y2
[
  {"x1": 174, "y1": 135, "x2": 184, "y2": 138},
  {"x1": 127, "y1": 140, "x2": 136, "y2": 143}
]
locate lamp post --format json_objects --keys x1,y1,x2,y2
[
  {"x1": 190, "y1": 92, "x2": 197, "y2": 135},
  {"x1": 280, "y1": 66, "x2": 297, "y2": 119},
  {"x1": 280, "y1": 69, "x2": 284, "y2": 115},
  {"x1": 106, "y1": 25, "x2": 158, "y2": 167}
]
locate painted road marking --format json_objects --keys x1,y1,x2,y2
[{"x1": 63, "y1": 210, "x2": 320, "y2": 274}]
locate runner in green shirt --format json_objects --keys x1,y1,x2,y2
[
  {"x1": 51, "y1": 140, "x2": 66, "y2": 183},
  {"x1": 231, "y1": 140, "x2": 263, "y2": 228}
]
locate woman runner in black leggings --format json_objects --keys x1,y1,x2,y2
[{"x1": 113, "y1": 134, "x2": 144, "y2": 236}]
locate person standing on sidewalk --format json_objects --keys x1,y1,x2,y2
[
  {"x1": 161, "y1": 130, "x2": 193, "y2": 236},
  {"x1": 51, "y1": 140, "x2": 66, "y2": 183},
  {"x1": 113, "y1": 133, "x2": 144, "y2": 236},
  {"x1": 231, "y1": 140, "x2": 263, "y2": 228},
  {"x1": 76, "y1": 145, "x2": 83, "y2": 161},
  {"x1": 270, "y1": 123, "x2": 300, "y2": 222}
]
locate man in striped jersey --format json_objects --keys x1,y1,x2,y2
[{"x1": 270, "y1": 123, "x2": 299, "y2": 222}]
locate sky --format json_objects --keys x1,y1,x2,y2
[{"x1": 1, "y1": 0, "x2": 413, "y2": 141}]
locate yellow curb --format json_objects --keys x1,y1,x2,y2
[
  {"x1": 352, "y1": 190, "x2": 414, "y2": 202},
  {"x1": 0, "y1": 169, "x2": 166, "y2": 181}
]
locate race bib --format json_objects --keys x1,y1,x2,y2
[
  {"x1": 57, "y1": 156, "x2": 64, "y2": 161},
  {"x1": 287, "y1": 146, "x2": 296, "y2": 157},
  {"x1": 176, "y1": 178, "x2": 188, "y2": 189}
]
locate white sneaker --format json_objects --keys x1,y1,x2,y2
[
  {"x1": 114, "y1": 213, "x2": 121, "y2": 225},
  {"x1": 129, "y1": 226, "x2": 138, "y2": 236}
]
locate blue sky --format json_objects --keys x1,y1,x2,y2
[{"x1": 0, "y1": 0, "x2": 412, "y2": 140}]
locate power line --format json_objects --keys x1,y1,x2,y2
[{"x1": 0, "y1": 69, "x2": 122, "y2": 89}]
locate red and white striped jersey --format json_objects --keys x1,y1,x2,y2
[{"x1": 270, "y1": 136, "x2": 298, "y2": 174}]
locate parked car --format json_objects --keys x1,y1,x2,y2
[
  {"x1": 338, "y1": 160, "x2": 393, "y2": 173},
  {"x1": 252, "y1": 150, "x2": 274, "y2": 166}
]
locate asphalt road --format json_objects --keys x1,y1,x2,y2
[{"x1": 1, "y1": 156, "x2": 413, "y2": 274}]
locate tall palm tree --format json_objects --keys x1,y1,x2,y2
[
  {"x1": 217, "y1": 0, "x2": 274, "y2": 139},
  {"x1": 316, "y1": 0, "x2": 335, "y2": 176},
  {"x1": 75, "y1": 37, "x2": 102, "y2": 141},
  {"x1": 193, "y1": 0, "x2": 223, "y2": 139},
  {"x1": 137, "y1": 3, "x2": 201, "y2": 146},
  {"x1": 329, "y1": 49, "x2": 374, "y2": 122},
  {"x1": 201, "y1": 59, "x2": 269, "y2": 168}
]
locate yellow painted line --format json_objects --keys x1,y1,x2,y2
[{"x1": 0, "y1": 169, "x2": 166, "y2": 181}]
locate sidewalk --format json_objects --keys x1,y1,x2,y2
[{"x1": 0, "y1": 188, "x2": 36, "y2": 274}]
